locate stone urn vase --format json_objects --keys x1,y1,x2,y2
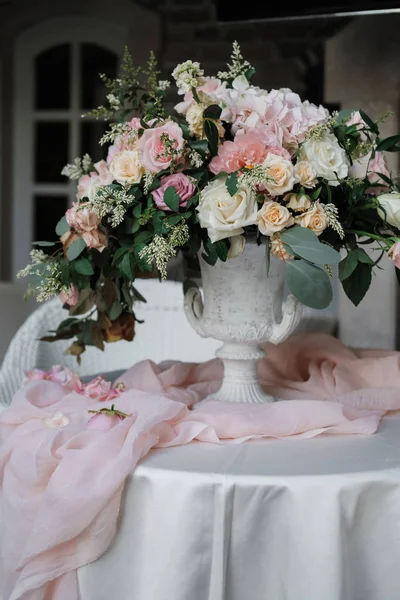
[{"x1": 184, "y1": 240, "x2": 302, "y2": 403}]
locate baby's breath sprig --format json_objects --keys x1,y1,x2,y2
[
  {"x1": 238, "y1": 164, "x2": 274, "y2": 193},
  {"x1": 61, "y1": 154, "x2": 93, "y2": 180},
  {"x1": 322, "y1": 203, "x2": 345, "y2": 239},
  {"x1": 99, "y1": 122, "x2": 136, "y2": 146},
  {"x1": 218, "y1": 41, "x2": 253, "y2": 81},
  {"x1": 138, "y1": 222, "x2": 189, "y2": 280},
  {"x1": 89, "y1": 185, "x2": 134, "y2": 227},
  {"x1": 143, "y1": 171, "x2": 155, "y2": 194}
]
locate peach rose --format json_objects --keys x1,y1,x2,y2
[
  {"x1": 263, "y1": 153, "x2": 296, "y2": 196},
  {"x1": 294, "y1": 160, "x2": 317, "y2": 188},
  {"x1": 295, "y1": 201, "x2": 328, "y2": 236},
  {"x1": 270, "y1": 233, "x2": 293, "y2": 261},
  {"x1": 388, "y1": 241, "x2": 400, "y2": 268},
  {"x1": 109, "y1": 149, "x2": 144, "y2": 185},
  {"x1": 59, "y1": 285, "x2": 79, "y2": 307},
  {"x1": 284, "y1": 192, "x2": 311, "y2": 212},
  {"x1": 140, "y1": 121, "x2": 184, "y2": 174},
  {"x1": 256, "y1": 200, "x2": 294, "y2": 236}
]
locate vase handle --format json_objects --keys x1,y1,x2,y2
[
  {"x1": 269, "y1": 294, "x2": 302, "y2": 344},
  {"x1": 184, "y1": 287, "x2": 206, "y2": 337}
]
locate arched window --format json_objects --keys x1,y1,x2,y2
[{"x1": 12, "y1": 17, "x2": 125, "y2": 275}]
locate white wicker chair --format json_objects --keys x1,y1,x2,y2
[{"x1": 0, "y1": 280, "x2": 221, "y2": 409}]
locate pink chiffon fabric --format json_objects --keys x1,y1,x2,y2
[{"x1": 2, "y1": 333, "x2": 400, "y2": 600}]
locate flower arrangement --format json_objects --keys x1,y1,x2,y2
[{"x1": 19, "y1": 43, "x2": 400, "y2": 360}]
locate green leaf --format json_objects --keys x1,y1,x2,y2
[
  {"x1": 353, "y1": 247, "x2": 374, "y2": 265},
  {"x1": 201, "y1": 239, "x2": 218, "y2": 266},
  {"x1": 112, "y1": 247, "x2": 129, "y2": 264},
  {"x1": 215, "y1": 240, "x2": 228, "y2": 262},
  {"x1": 131, "y1": 220, "x2": 141, "y2": 233},
  {"x1": 245, "y1": 67, "x2": 256, "y2": 81},
  {"x1": 204, "y1": 119, "x2": 219, "y2": 156},
  {"x1": 375, "y1": 172, "x2": 393, "y2": 186},
  {"x1": 309, "y1": 186, "x2": 322, "y2": 201},
  {"x1": 188, "y1": 139, "x2": 209, "y2": 157},
  {"x1": 74, "y1": 257, "x2": 94, "y2": 276},
  {"x1": 132, "y1": 203, "x2": 142, "y2": 218},
  {"x1": 32, "y1": 241, "x2": 56, "y2": 247},
  {"x1": 131, "y1": 285, "x2": 147, "y2": 303},
  {"x1": 66, "y1": 238, "x2": 86, "y2": 261},
  {"x1": 339, "y1": 251, "x2": 358, "y2": 281},
  {"x1": 226, "y1": 172, "x2": 238, "y2": 196},
  {"x1": 203, "y1": 104, "x2": 222, "y2": 120},
  {"x1": 163, "y1": 186, "x2": 180, "y2": 212},
  {"x1": 376, "y1": 134, "x2": 400, "y2": 152},
  {"x1": 186, "y1": 194, "x2": 199, "y2": 209},
  {"x1": 166, "y1": 215, "x2": 182, "y2": 227},
  {"x1": 280, "y1": 227, "x2": 341, "y2": 265},
  {"x1": 55, "y1": 216, "x2": 69, "y2": 236},
  {"x1": 134, "y1": 230, "x2": 153, "y2": 246},
  {"x1": 119, "y1": 252, "x2": 135, "y2": 280},
  {"x1": 359, "y1": 109, "x2": 379, "y2": 134},
  {"x1": 342, "y1": 262, "x2": 372, "y2": 306},
  {"x1": 183, "y1": 278, "x2": 199, "y2": 295},
  {"x1": 108, "y1": 302, "x2": 123, "y2": 320},
  {"x1": 286, "y1": 259, "x2": 333, "y2": 309}
]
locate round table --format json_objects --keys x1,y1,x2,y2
[{"x1": 77, "y1": 412, "x2": 400, "y2": 600}]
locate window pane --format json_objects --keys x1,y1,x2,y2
[
  {"x1": 80, "y1": 43, "x2": 118, "y2": 110},
  {"x1": 35, "y1": 44, "x2": 71, "y2": 110},
  {"x1": 34, "y1": 122, "x2": 69, "y2": 183},
  {"x1": 80, "y1": 121, "x2": 109, "y2": 163},
  {"x1": 34, "y1": 195, "x2": 68, "y2": 243}
]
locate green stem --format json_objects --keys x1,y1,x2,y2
[{"x1": 345, "y1": 229, "x2": 386, "y2": 242}]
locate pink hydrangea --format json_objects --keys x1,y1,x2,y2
[
  {"x1": 139, "y1": 121, "x2": 184, "y2": 173},
  {"x1": 152, "y1": 173, "x2": 195, "y2": 210}
]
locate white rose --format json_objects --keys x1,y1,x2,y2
[
  {"x1": 197, "y1": 178, "x2": 257, "y2": 242},
  {"x1": 270, "y1": 233, "x2": 293, "y2": 261},
  {"x1": 256, "y1": 200, "x2": 294, "y2": 236},
  {"x1": 377, "y1": 192, "x2": 400, "y2": 228},
  {"x1": 294, "y1": 160, "x2": 317, "y2": 188},
  {"x1": 295, "y1": 201, "x2": 328, "y2": 236},
  {"x1": 284, "y1": 192, "x2": 311, "y2": 213},
  {"x1": 109, "y1": 149, "x2": 144, "y2": 184},
  {"x1": 263, "y1": 153, "x2": 296, "y2": 196},
  {"x1": 301, "y1": 133, "x2": 349, "y2": 186}
]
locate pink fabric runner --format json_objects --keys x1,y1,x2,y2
[{"x1": 2, "y1": 333, "x2": 400, "y2": 600}]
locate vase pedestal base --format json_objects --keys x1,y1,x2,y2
[{"x1": 206, "y1": 343, "x2": 275, "y2": 404}]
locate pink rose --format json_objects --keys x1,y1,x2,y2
[
  {"x1": 59, "y1": 285, "x2": 79, "y2": 307},
  {"x1": 83, "y1": 376, "x2": 112, "y2": 401},
  {"x1": 65, "y1": 203, "x2": 107, "y2": 252},
  {"x1": 209, "y1": 132, "x2": 268, "y2": 175},
  {"x1": 349, "y1": 151, "x2": 390, "y2": 193},
  {"x1": 85, "y1": 412, "x2": 124, "y2": 431},
  {"x1": 129, "y1": 117, "x2": 142, "y2": 130},
  {"x1": 152, "y1": 173, "x2": 195, "y2": 211},
  {"x1": 388, "y1": 241, "x2": 400, "y2": 268},
  {"x1": 140, "y1": 121, "x2": 184, "y2": 174},
  {"x1": 76, "y1": 161, "x2": 112, "y2": 201}
]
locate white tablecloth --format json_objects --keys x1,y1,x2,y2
[{"x1": 78, "y1": 414, "x2": 400, "y2": 600}]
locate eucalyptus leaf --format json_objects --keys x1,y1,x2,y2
[
  {"x1": 66, "y1": 238, "x2": 86, "y2": 261},
  {"x1": 32, "y1": 241, "x2": 56, "y2": 247},
  {"x1": 108, "y1": 302, "x2": 123, "y2": 320},
  {"x1": 281, "y1": 227, "x2": 341, "y2": 265},
  {"x1": 55, "y1": 216, "x2": 69, "y2": 237},
  {"x1": 74, "y1": 257, "x2": 94, "y2": 276},
  {"x1": 342, "y1": 262, "x2": 372, "y2": 306},
  {"x1": 286, "y1": 259, "x2": 333, "y2": 309}
]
